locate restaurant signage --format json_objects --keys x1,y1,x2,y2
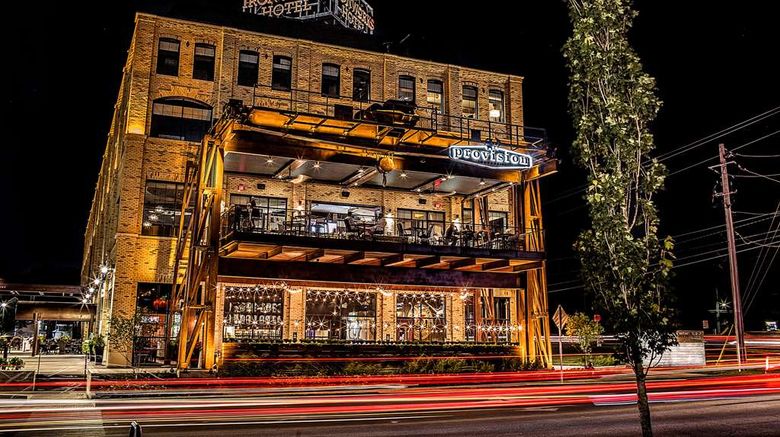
[
  {"x1": 242, "y1": 0, "x2": 375, "y2": 34},
  {"x1": 448, "y1": 143, "x2": 533, "y2": 170}
]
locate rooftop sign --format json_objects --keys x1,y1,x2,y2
[
  {"x1": 242, "y1": 0, "x2": 375, "y2": 34},
  {"x1": 448, "y1": 143, "x2": 533, "y2": 170}
]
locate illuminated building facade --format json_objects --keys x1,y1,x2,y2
[{"x1": 83, "y1": 11, "x2": 557, "y2": 368}]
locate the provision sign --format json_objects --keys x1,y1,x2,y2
[{"x1": 448, "y1": 142, "x2": 533, "y2": 170}]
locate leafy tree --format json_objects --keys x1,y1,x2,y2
[
  {"x1": 565, "y1": 312, "x2": 603, "y2": 367},
  {"x1": 563, "y1": 1, "x2": 677, "y2": 435},
  {"x1": 108, "y1": 313, "x2": 144, "y2": 375}
]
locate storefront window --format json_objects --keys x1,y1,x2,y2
[
  {"x1": 229, "y1": 194, "x2": 287, "y2": 232},
  {"x1": 397, "y1": 208, "x2": 445, "y2": 239},
  {"x1": 133, "y1": 283, "x2": 172, "y2": 366},
  {"x1": 223, "y1": 286, "x2": 284, "y2": 341},
  {"x1": 305, "y1": 290, "x2": 376, "y2": 341},
  {"x1": 396, "y1": 293, "x2": 446, "y2": 342}
]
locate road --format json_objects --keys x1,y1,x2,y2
[{"x1": 1, "y1": 372, "x2": 779, "y2": 436}]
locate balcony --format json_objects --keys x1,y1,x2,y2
[
  {"x1": 219, "y1": 205, "x2": 544, "y2": 278},
  {"x1": 245, "y1": 85, "x2": 548, "y2": 152}
]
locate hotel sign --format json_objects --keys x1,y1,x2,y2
[
  {"x1": 448, "y1": 143, "x2": 533, "y2": 170},
  {"x1": 242, "y1": 0, "x2": 375, "y2": 34}
]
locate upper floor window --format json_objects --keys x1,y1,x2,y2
[
  {"x1": 352, "y1": 68, "x2": 371, "y2": 102},
  {"x1": 193, "y1": 43, "x2": 215, "y2": 81},
  {"x1": 427, "y1": 79, "x2": 444, "y2": 113},
  {"x1": 488, "y1": 89, "x2": 505, "y2": 122},
  {"x1": 321, "y1": 63, "x2": 340, "y2": 97},
  {"x1": 272, "y1": 55, "x2": 292, "y2": 91},
  {"x1": 462, "y1": 85, "x2": 478, "y2": 118},
  {"x1": 141, "y1": 181, "x2": 192, "y2": 237},
  {"x1": 156, "y1": 38, "x2": 180, "y2": 76},
  {"x1": 150, "y1": 97, "x2": 213, "y2": 142},
  {"x1": 398, "y1": 75, "x2": 416, "y2": 101},
  {"x1": 237, "y1": 50, "x2": 259, "y2": 87}
]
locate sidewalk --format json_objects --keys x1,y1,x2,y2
[{"x1": 10, "y1": 352, "x2": 174, "y2": 376}]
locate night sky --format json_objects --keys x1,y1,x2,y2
[{"x1": 3, "y1": 1, "x2": 778, "y2": 329}]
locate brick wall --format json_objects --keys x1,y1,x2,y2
[{"x1": 82, "y1": 12, "x2": 530, "y2": 364}]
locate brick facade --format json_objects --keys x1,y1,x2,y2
[{"x1": 83, "y1": 13, "x2": 530, "y2": 365}]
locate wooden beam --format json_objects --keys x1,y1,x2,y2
[
  {"x1": 340, "y1": 251, "x2": 366, "y2": 264},
  {"x1": 476, "y1": 259, "x2": 510, "y2": 271},
  {"x1": 219, "y1": 258, "x2": 523, "y2": 288},
  {"x1": 410, "y1": 255, "x2": 440, "y2": 268},
  {"x1": 262, "y1": 246, "x2": 283, "y2": 259},
  {"x1": 445, "y1": 257, "x2": 477, "y2": 269},
  {"x1": 379, "y1": 253, "x2": 405, "y2": 266}
]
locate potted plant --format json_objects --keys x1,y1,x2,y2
[
  {"x1": 0, "y1": 357, "x2": 7, "y2": 370},
  {"x1": 57, "y1": 335, "x2": 71, "y2": 354},
  {"x1": 9, "y1": 357, "x2": 24, "y2": 370},
  {"x1": 92, "y1": 335, "x2": 106, "y2": 363}
]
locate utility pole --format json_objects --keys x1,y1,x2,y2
[{"x1": 713, "y1": 143, "x2": 746, "y2": 368}]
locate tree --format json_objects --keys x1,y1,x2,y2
[
  {"x1": 566, "y1": 312, "x2": 603, "y2": 367},
  {"x1": 563, "y1": 1, "x2": 677, "y2": 435},
  {"x1": 108, "y1": 313, "x2": 144, "y2": 375}
]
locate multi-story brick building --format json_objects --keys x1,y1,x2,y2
[{"x1": 83, "y1": 10, "x2": 556, "y2": 368}]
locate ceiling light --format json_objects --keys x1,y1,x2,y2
[
  {"x1": 400, "y1": 171, "x2": 408, "y2": 178},
  {"x1": 479, "y1": 178, "x2": 486, "y2": 186},
  {"x1": 266, "y1": 157, "x2": 274, "y2": 164},
  {"x1": 313, "y1": 162, "x2": 321, "y2": 169}
]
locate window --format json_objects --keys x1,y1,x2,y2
[
  {"x1": 488, "y1": 89, "x2": 505, "y2": 122},
  {"x1": 398, "y1": 75, "x2": 416, "y2": 101},
  {"x1": 461, "y1": 201, "x2": 508, "y2": 230},
  {"x1": 133, "y1": 283, "x2": 173, "y2": 366},
  {"x1": 229, "y1": 194, "x2": 287, "y2": 232},
  {"x1": 352, "y1": 68, "x2": 371, "y2": 102},
  {"x1": 396, "y1": 294, "x2": 446, "y2": 342},
  {"x1": 493, "y1": 297, "x2": 511, "y2": 343},
  {"x1": 141, "y1": 181, "x2": 193, "y2": 237},
  {"x1": 305, "y1": 290, "x2": 376, "y2": 341},
  {"x1": 397, "y1": 209, "x2": 445, "y2": 238},
  {"x1": 150, "y1": 97, "x2": 212, "y2": 142},
  {"x1": 321, "y1": 63, "x2": 340, "y2": 97},
  {"x1": 462, "y1": 85, "x2": 478, "y2": 118},
  {"x1": 427, "y1": 79, "x2": 444, "y2": 113},
  {"x1": 223, "y1": 286, "x2": 284, "y2": 341},
  {"x1": 237, "y1": 50, "x2": 259, "y2": 87},
  {"x1": 192, "y1": 43, "x2": 215, "y2": 81},
  {"x1": 156, "y1": 38, "x2": 180, "y2": 76},
  {"x1": 488, "y1": 211, "x2": 508, "y2": 230},
  {"x1": 272, "y1": 56, "x2": 292, "y2": 91}
]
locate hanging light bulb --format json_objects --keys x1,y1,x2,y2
[{"x1": 100, "y1": 265, "x2": 109, "y2": 274}]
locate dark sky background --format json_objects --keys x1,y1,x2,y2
[{"x1": 2, "y1": 1, "x2": 778, "y2": 329}]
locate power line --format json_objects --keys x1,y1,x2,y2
[
  {"x1": 735, "y1": 164, "x2": 780, "y2": 184},
  {"x1": 734, "y1": 152, "x2": 780, "y2": 158},
  {"x1": 546, "y1": 107, "x2": 780, "y2": 205},
  {"x1": 667, "y1": 129, "x2": 780, "y2": 177}
]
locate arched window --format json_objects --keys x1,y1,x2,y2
[{"x1": 150, "y1": 97, "x2": 212, "y2": 142}]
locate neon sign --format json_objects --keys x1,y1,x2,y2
[
  {"x1": 242, "y1": 0, "x2": 375, "y2": 34},
  {"x1": 448, "y1": 142, "x2": 533, "y2": 170}
]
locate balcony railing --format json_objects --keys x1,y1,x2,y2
[
  {"x1": 249, "y1": 84, "x2": 547, "y2": 148},
  {"x1": 221, "y1": 205, "x2": 544, "y2": 253}
]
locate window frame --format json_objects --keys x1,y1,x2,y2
[
  {"x1": 488, "y1": 89, "x2": 506, "y2": 123},
  {"x1": 141, "y1": 180, "x2": 194, "y2": 237},
  {"x1": 426, "y1": 79, "x2": 445, "y2": 113},
  {"x1": 271, "y1": 55, "x2": 293, "y2": 91},
  {"x1": 352, "y1": 68, "x2": 371, "y2": 102},
  {"x1": 156, "y1": 38, "x2": 180, "y2": 76},
  {"x1": 398, "y1": 75, "x2": 416, "y2": 102},
  {"x1": 236, "y1": 50, "x2": 260, "y2": 87},
  {"x1": 462, "y1": 85, "x2": 478, "y2": 119},
  {"x1": 192, "y1": 43, "x2": 216, "y2": 81},
  {"x1": 321, "y1": 63, "x2": 341, "y2": 98}
]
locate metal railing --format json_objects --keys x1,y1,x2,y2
[
  {"x1": 221, "y1": 205, "x2": 544, "y2": 252},
  {"x1": 249, "y1": 84, "x2": 547, "y2": 148}
]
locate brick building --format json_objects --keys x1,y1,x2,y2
[{"x1": 83, "y1": 11, "x2": 556, "y2": 368}]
